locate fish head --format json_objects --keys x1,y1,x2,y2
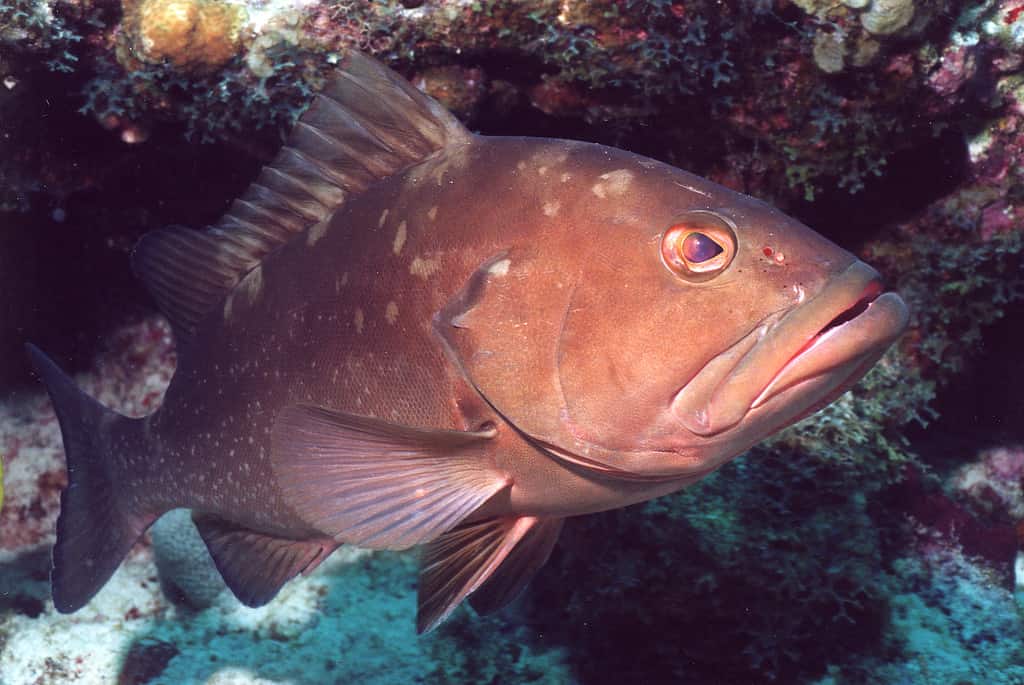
[{"x1": 441, "y1": 141, "x2": 909, "y2": 480}]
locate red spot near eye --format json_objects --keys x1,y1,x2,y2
[
  {"x1": 763, "y1": 247, "x2": 774, "y2": 257},
  {"x1": 1006, "y1": 4, "x2": 1024, "y2": 23}
]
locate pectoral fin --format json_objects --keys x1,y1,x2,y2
[
  {"x1": 417, "y1": 515, "x2": 562, "y2": 634},
  {"x1": 270, "y1": 405, "x2": 510, "y2": 550}
]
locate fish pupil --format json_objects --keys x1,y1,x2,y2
[{"x1": 682, "y1": 233, "x2": 723, "y2": 263}]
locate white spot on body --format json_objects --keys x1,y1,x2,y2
[
  {"x1": 428, "y1": 206, "x2": 438, "y2": 221},
  {"x1": 410, "y1": 256, "x2": 442, "y2": 279},
  {"x1": 488, "y1": 259, "x2": 511, "y2": 277},
  {"x1": 378, "y1": 209, "x2": 389, "y2": 229},
  {"x1": 560, "y1": 172, "x2": 572, "y2": 183},
  {"x1": 528, "y1": 147, "x2": 570, "y2": 169},
  {"x1": 393, "y1": 221, "x2": 407, "y2": 255},
  {"x1": 542, "y1": 200, "x2": 561, "y2": 217},
  {"x1": 306, "y1": 218, "x2": 330, "y2": 245},
  {"x1": 354, "y1": 308, "x2": 365, "y2": 333},
  {"x1": 592, "y1": 169, "x2": 634, "y2": 199},
  {"x1": 385, "y1": 301, "x2": 399, "y2": 324}
]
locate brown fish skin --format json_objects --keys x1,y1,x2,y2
[{"x1": 27, "y1": 53, "x2": 908, "y2": 632}]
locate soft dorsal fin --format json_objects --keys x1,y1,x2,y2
[{"x1": 132, "y1": 51, "x2": 471, "y2": 345}]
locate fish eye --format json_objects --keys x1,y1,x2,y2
[
  {"x1": 660, "y1": 211, "x2": 737, "y2": 280},
  {"x1": 681, "y1": 233, "x2": 723, "y2": 263}
]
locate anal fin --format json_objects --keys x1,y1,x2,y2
[
  {"x1": 192, "y1": 513, "x2": 338, "y2": 607},
  {"x1": 417, "y1": 516, "x2": 562, "y2": 634}
]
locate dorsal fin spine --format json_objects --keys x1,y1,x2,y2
[
  {"x1": 225, "y1": 198, "x2": 305, "y2": 235},
  {"x1": 132, "y1": 51, "x2": 472, "y2": 345}
]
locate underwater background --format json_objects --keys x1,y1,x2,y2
[{"x1": 1, "y1": 0, "x2": 1023, "y2": 683}]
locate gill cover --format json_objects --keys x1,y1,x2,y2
[
  {"x1": 433, "y1": 234, "x2": 739, "y2": 480},
  {"x1": 435, "y1": 250, "x2": 577, "y2": 453}
]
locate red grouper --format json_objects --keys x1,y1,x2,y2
[{"x1": 28, "y1": 52, "x2": 909, "y2": 632}]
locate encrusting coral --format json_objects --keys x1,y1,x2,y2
[{"x1": 118, "y1": 0, "x2": 248, "y2": 73}]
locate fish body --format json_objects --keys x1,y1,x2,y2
[{"x1": 29, "y1": 53, "x2": 909, "y2": 632}]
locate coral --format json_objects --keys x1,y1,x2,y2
[
  {"x1": 952, "y1": 447, "x2": 1024, "y2": 521},
  {"x1": 0, "y1": 389, "x2": 65, "y2": 552},
  {"x1": 526, "y1": 445, "x2": 889, "y2": 683},
  {"x1": 3, "y1": 1, "x2": 1024, "y2": 683},
  {"x1": 812, "y1": 30, "x2": 847, "y2": 74},
  {"x1": 0, "y1": 0, "x2": 92, "y2": 73},
  {"x1": 78, "y1": 45, "x2": 322, "y2": 144},
  {"x1": 826, "y1": 527, "x2": 1024, "y2": 684},
  {"x1": 860, "y1": 0, "x2": 917, "y2": 36},
  {"x1": 411, "y1": 64, "x2": 487, "y2": 119},
  {"x1": 426, "y1": 610, "x2": 573, "y2": 684},
  {"x1": 150, "y1": 508, "x2": 226, "y2": 609},
  {"x1": 895, "y1": 467, "x2": 1017, "y2": 566},
  {"x1": 119, "y1": 0, "x2": 248, "y2": 73},
  {"x1": 0, "y1": 0, "x2": 994, "y2": 206},
  {"x1": 867, "y1": 192, "x2": 1024, "y2": 381}
]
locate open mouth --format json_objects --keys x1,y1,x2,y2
[
  {"x1": 817, "y1": 281, "x2": 883, "y2": 338},
  {"x1": 751, "y1": 281, "x2": 904, "y2": 410},
  {"x1": 774, "y1": 282, "x2": 884, "y2": 371},
  {"x1": 672, "y1": 261, "x2": 909, "y2": 437}
]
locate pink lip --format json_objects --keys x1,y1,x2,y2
[
  {"x1": 751, "y1": 288, "x2": 905, "y2": 409},
  {"x1": 671, "y1": 261, "x2": 909, "y2": 437}
]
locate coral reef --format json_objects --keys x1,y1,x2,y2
[
  {"x1": 2, "y1": 0, "x2": 1024, "y2": 683},
  {"x1": 814, "y1": 525, "x2": 1024, "y2": 684},
  {"x1": 0, "y1": 0, "x2": 998, "y2": 201}
]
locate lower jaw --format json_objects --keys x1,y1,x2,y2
[{"x1": 748, "y1": 350, "x2": 884, "y2": 443}]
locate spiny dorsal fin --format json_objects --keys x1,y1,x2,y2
[{"x1": 132, "y1": 51, "x2": 471, "y2": 345}]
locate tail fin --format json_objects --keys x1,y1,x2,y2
[{"x1": 26, "y1": 344, "x2": 154, "y2": 613}]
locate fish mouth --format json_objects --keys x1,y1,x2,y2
[{"x1": 671, "y1": 261, "x2": 909, "y2": 437}]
